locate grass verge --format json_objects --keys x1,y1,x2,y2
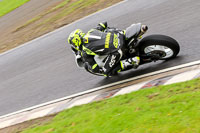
[
  {"x1": 14, "y1": 0, "x2": 98, "y2": 32},
  {"x1": 17, "y1": 78, "x2": 200, "y2": 133},
  {"x1": 0, "y1": 0, "x2": 30, "y2": 17}
]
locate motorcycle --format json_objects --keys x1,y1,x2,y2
[{"x1": 83, "y1": 23, "x2": 180, "y2": 76}]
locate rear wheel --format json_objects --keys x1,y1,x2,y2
[{"x1": 139, "y1": 34, "x2": 180, "y2": 60}]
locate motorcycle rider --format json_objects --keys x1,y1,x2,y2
[{"x1": 68, "y1": 22, "x2": 148, "y2": 77}]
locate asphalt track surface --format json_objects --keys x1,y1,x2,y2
[{"x1": 0, "y1": 0, "x2": 200, "y2": 116}]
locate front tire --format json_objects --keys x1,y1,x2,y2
[{"x1": 139, "y1": 34, "x2": 180, "y2": 60}]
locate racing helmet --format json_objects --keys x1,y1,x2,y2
[{"x1": 68, "y1": 29, "x2": 85, "y2": 50}]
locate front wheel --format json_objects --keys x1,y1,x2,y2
[{"x1": 139, "y1": 34, "x2": 180, "y2": 60}]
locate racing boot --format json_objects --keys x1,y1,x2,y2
[{"x1": 120, "y1": 56, "x2": 140, "y2": 71}]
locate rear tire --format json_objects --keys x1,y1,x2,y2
[{"x1": 139, "y1": 34, "x2": 180, "y2": 60}]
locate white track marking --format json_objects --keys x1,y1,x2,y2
[
  {"x1": 0, "y1": 119, "x2": 16, "y2": 129},
  {"x1": 113, "y1": 81, "x2": 148, "y2": 96},
  {"x1": 27, "y1": 107, "x2": 54, "y2": 120},
  {"x1": 67, "y1": 95, "x2": 98, "y2": 109},
  {"x1": 0, "y1": 107, "x2": 54, "y2": 129},
  {"x1": 164, "y1": 69, "x2": 200, "y2": 85}
]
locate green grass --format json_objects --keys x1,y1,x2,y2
[
  {"x1": 39, "y1": 0, "x2": 98, "y2": 25},
  {"x1": 0, "y1": 0, "x2": 30, "y2": 17},
  {"x1": 14, "y1": 0, "x2": 98, "y2": 32},
  {"x1": 22, "y1": 78, "x2": 200, "y2": 133}
]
